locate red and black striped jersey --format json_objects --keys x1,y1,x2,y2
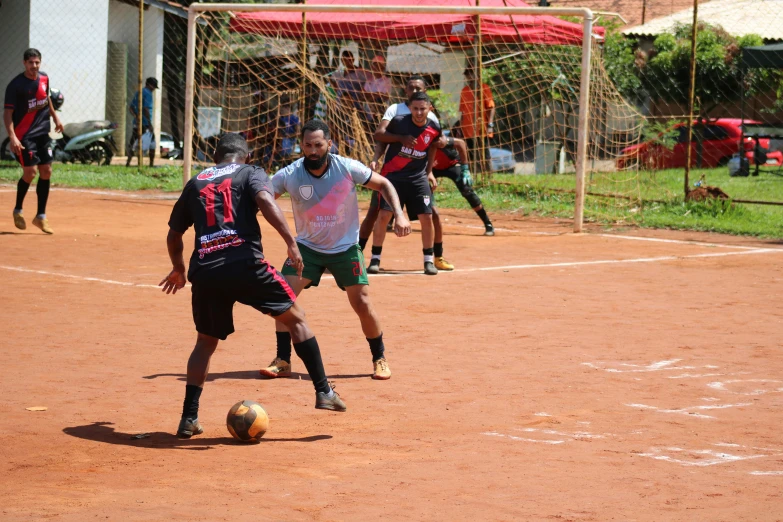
[
  {"x1": 4, "y1": 72, "x2": 51, "y2": 140},
  {"x1": 381, "y1": 114, "x2": 441, "y2": 180}
]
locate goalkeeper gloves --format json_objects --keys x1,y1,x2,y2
[{"x1": 460, "y1": 164, "x2": 473, "y2": 187}]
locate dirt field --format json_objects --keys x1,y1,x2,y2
[{"x1": 1, "y1": 187, "x2": 782, "y2": 521}]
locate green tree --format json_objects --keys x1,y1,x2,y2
[{"x1": 640, "y1": 23, "x2": 769, "y2": 119}]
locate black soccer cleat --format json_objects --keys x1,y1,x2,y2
[
  {"x1": 315, "y1": 383, "x2": 347, "y2": 412},
  {"x1": 484, "y1": 224, "x2": 495, "y2": 236},
  {"x1": 177, "y1": 417, "x2": 204, "y2": 438},
  {"x1": 424, "y1": 261, "x2": 438, "y2": 276},
  {"x1": 367, "y1": 258, "x2": 381, "y2": 274}
]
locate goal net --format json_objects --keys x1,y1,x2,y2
[{"x1": 183, "y1": 1, "x2": 644, "y2": 231}]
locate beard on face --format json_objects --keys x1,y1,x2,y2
[{"x1": 303, "y1": 151, "x2": 328, "y2": 171}]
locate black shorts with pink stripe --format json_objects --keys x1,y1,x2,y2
[{"x1": 190, "y1": 258, "x2": 296, "y2": 340}]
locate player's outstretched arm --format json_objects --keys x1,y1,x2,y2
[
  {"x1": 364, "y1": 173, "x2": 411, "y2": 237},
  {"x1": 160, "y1": 228, "x2": 186, "y2": 294},
  {"x1": 255, "y1": 190, "x2": 304, "y2": 277}
]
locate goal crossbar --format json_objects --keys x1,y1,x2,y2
[{"x1": 183, "y1": 3, "x2": 594, "y2": 232}]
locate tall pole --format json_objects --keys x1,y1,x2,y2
[
  {"x1": 300, "y1": 3, "x2": 308, "y2": 120},
  {"x1": 684, "y1": 0, "x2": 699, "y2": 197},
  {"x1": 183, "y1": 9, "x2": 197, "y2": 186},
  {"x1": 137, "y1": 0, "x2": 144, "y2": 170},
  {"x1": 572, "y1": 11, "x2": 593, "y2": 233}
]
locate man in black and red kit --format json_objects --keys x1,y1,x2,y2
[
  {"x1": 367, "y1": 91, "x2": 441, "y2": 276},
  {"x1": 3, "y1": 48, "x2": 63, "y2": 234},
  {"x1": 160, "y1": 132, "x2": 346, "y2": 438}
]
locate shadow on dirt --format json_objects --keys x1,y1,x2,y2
[{"x1": 63, "y1": 422, "x2": 331, "y2": 450}]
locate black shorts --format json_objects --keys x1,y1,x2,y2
[
  {"x1": 379, "y1": 176, "x2": 433, "y2": 220},
  {"x1": 190, "y1": 258, "x2": 296, "y2": 340},
  {"x1": 18, "y1": 134, "x2": 53, "y2": 167}
]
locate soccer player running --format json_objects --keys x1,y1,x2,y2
[
  {"x1": 433, "y1": 135, "x2": 494, "y2": 235},
  {"x1": 160, "y1": 133, "x2": 346, "y2": 439},
  {"x1": 368, "y1": 91, "x2": 441, "y2": 276},
  {"x1": 4, "y1": 48, "x2": 63, "y2": 234},
  {"x1": 259, "y1": 119, "x2": 410, "y2": 381},
  {"x1": 358, "y1": 75, "x2": 453, "y2": 270}
]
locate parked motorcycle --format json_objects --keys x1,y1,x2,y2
[{"x1": 1, "y1": 88, "x2": 118, "y2": 166}]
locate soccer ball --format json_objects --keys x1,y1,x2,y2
[{"x1": 226, "y1": 400, "x2": 269, "y2": 443}]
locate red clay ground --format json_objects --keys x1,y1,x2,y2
[{"x1": 1, "y1": 187, "x2": 782, "y2": 521}]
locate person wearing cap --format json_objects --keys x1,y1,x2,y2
[{"x1": 126, "y1": 77, "x2": 158, "y2": 167}]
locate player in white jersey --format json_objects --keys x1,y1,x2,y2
[
  {"x1": 358, "y1": 75, "x2": 455, "y2": 271},
  {"x1": 260, "y1": 119, "x2": 410, "y2": 381}
]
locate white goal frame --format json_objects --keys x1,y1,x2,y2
[{"x1": 183, "y1": 3, "x2": 594, "y2": 232}]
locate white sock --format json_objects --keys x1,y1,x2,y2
[
  {"x1": 423, "y1": 254, "x2": 434, "y2": 263},
  {"x1": 36, "y1": 213, "x2": 46, "y2": 219},
  {"x1": 371, "y1": 254, "x2": 381, "y2": 261}
]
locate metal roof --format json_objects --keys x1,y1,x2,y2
[{"x1": 622, "y1": 0, "x2": 783, "y2": 41}]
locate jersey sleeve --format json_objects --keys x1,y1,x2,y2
[
  {"x1": 271, "y1": 167, "x2": 288, "y2": 196},
  {"x1": 4, "y1": 79, "x2": 15, "y2": 110},
  {"x1": 381, "y1": 104, "x2": 397, "y2": 122},
  {"x1": 168, "y1": 181, "x2": 195, "y2": 234},
  {"x1": 343, "y1": 157, "x2": 373, "y2": 186},
  {"x1": 483, "y1": 84, "x2": 495, "y2": 108},
  {"x1": 248, "y1": 167, "x2": 274, "y2": 197}
]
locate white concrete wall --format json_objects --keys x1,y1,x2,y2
[
  {"x1": 108, "y1": 0, "x2": 164, "y2": 153},
  {"x1": 0, "y1": 1, "x2": 31, "y2": 142},
  {"x1": 29, "y1": 0, "x2": 109, "y2": 134}
]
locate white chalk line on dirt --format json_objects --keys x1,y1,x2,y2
[
  {"x1": 0, "y1": 247, "x2": 779, "y2": 290},
  {"x1": 749, "y1": 471, "x2": 783, "y2": 476},
  {"x1": 594, "y1": 233, "x2": 774, "y2": 251},
  {"x1": 626, "y1": 402, "x2": 753, "y2": 419},
  {"x1": 638, "y1": 447, "x2": 767, "y2": 467}
]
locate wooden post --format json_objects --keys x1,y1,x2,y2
[
  {"x1": 137, "y1": 0, "x2": 144, "y2": 170},
  {"x1": 684, "y1": 0, "x2": 699, "y2": 198}
]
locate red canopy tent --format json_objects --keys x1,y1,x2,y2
[{"x1": 229, "y1": 0, "x2": 603, "y2": 46}]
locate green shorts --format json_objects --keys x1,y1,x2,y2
[{"x1": 281, "y1": 243, "x2": 369, "y2": 290}]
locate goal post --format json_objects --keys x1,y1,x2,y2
[{"x1": 183, "y1": 3, "x2": 594, "y2": 232}]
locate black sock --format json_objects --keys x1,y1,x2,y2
[
  {"x1": 358, "y1": 237, "x2": 368, "y2": 251},
  {"x1": 182, "y1": 384, "x2": 203, "y2": 419},
  {"x1": 434, "y1": 242, "x2": 444, "y2": 257},
  {"x1": 476, "y1": 208, "x2": 492, "y2": 227},
  {"x1": 15, "y1": 178, "x2": 30, "y2": 211},
  {"x1": 276, "y1": 331, "x2": 292, "y2": 362},
  {"x1": 423, "y1": 247, "x2": 434, "y2": 256},
  {"x1": 371, "y1": 245, "x2": 382, "y2": 261},
  {"x1": 293, "y1": 337, "x2": 330, "y2": 394},
  {"x1": 36, "y1": 178, "x2": 50, "y2": 216},
  {"x1": 368, "y1": 333, "x2": 385, "y2": 361}
]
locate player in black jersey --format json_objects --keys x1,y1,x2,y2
[
  {"x1": 368, "y1": 91, "x2": 441, "y2": 275},
  {"x1": 3, "y1": 48, "x2": 63, "y2": 234},
  {"x1": 160, "y1": 133, "x2": 346, "y2": 438}
]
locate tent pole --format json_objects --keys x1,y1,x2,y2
[
  {"x1": 301, "y1": 2, "x2": 307, "y2": 120},
  {"x1": 739, "y1": 56, "x2": 745, "y2": 159},
  {"x1": 476, "y1": 0, "x2": 487, "y2": 181}
]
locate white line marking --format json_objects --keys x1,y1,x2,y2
[
  {"x1": 749, "y1": 471, "x2": 783, "y2": 476},
  {"x1": 707, "y1": 379, "x2": 783, "y2": 396},
  {"x1": 626, "y1": 402, "x2": 753, "y2": 419},
  {"x1": 533, "y1": 412, "x2": 551, "y2": 417},
  {"x1": 583, "y1": 359, "x2": 720, "y2": 374},
  {"x1": 1, "y1": 248, "x2": 779, "y2": 289},
  {"x1": 594, "y1": 233, "x2": 772, "y2": 251},
  {"x1": 668, "y1": 373, "x2": 725, "y2": 379},
  {"x1": 0, "y1": 265, "x2": 161, "y2": 288},
  {"x1": 516, "y1": 427, "x2": 606, "y2": 439},
  {"x1": 482, "y1": 431, "x2": 565, "y2": 445},
  {"x1": 639, "y1": 447, "x2": 766, "y2": 467}
]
